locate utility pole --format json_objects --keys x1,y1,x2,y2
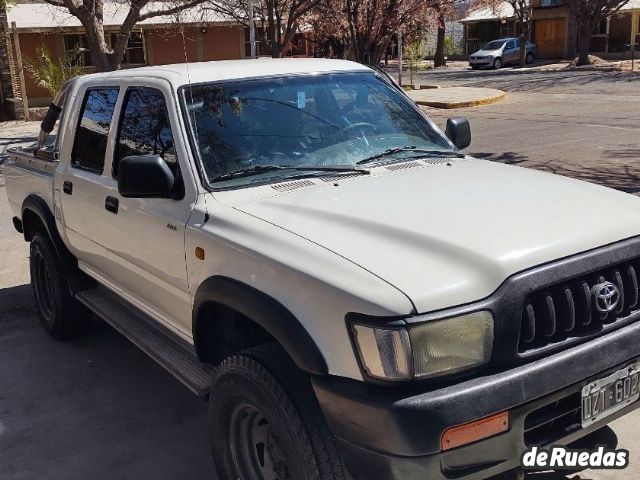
[
  {"x1": 397, "y1": 31, "x2": 403, "y2": 87},
  {"x1": 249, "y1": 0, "x2": 256, "y2": 58}
]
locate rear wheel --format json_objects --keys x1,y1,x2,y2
[
  {"x1": 209, "y1": 344, "x2": 347, "y2": 480},
  {"x1": 493, "y1": 57, "x2": 503, "y2": 69},
  {"x1": 526, "y1": 52, "x2": 534, "y2": 65},
  {"x1": 30, "y1": 233, "x2": 89, "y2": 339}
]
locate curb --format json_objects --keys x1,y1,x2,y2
[{"x1": 413, "y1": 91, "x2": 506, "y2": 109}]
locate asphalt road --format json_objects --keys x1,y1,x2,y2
[
  {"x1": 1, "y1": 68, "x2": 640, "y2": 480},
  {"x1": 418, "y1": 68, "x2": 640, "y2": 194}
]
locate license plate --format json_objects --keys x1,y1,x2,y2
[{"x1": 581, "y1": 362, "x2": 640, "y2": 427}]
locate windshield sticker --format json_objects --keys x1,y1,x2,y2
[{"x1": 297, "y1": 91, "x2": 306, "y2": 109}]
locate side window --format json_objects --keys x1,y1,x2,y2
[
  {"x1": 71, "y1": 87, "x2": 119, "y2": 173},
  {"x1": 113, "y1": 87, "x2": 177, "y2": 177}
]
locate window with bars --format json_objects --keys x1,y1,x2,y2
[
  {"x1": 109, "y1": 32, "x2": 146, "y2": 65},
  {"x1": 63, "y1": 34, "x2": 93, "y2": 66},
  {"x1": 63, "y1": 32, "x2": 145, "y2": 67}
]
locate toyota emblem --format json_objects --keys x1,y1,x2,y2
[{"x1": 591, "y1": 282, "x2": 620, "y2": 313}]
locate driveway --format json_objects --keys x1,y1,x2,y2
[{"x1": 1, "y1": 68, "x2": 640, "y2": 479}]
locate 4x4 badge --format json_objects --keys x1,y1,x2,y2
[{"x1": 591, "y1": 282, "x2": 620, "y2": 313}]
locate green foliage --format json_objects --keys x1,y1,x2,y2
[
  {"x1": 443, "y1": 36, "x2": 457, "y2": 57},
  {"x1": 24, "y1": 45, "x2": 85, "y2": 97},
  {"x1": 406, "y1": 36, "x2": 427, "y2": 85},
  {"x1": 0, "y1": 0, "x2": 18, "y2": 10}
]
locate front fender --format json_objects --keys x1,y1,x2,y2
[{"x1": 193, "y1": 276, "x2": 328, "y2": 376}]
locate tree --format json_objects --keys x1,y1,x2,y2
[
  {"x1": 433, "y1": 10, "x2": 447, "y2": 67},
  {"x1": 566, "y1": 0, "x2": 630, "y2": 66},
  {"x1": 314, "y1": 0, "x2": 434, "y2": 65},
  {"x1": 38, "y1": 0, "x2": 208, "y2": 71},
  {"x1": 507, "y1": 0, "x2": 531, "y2": 67},
  {"x1": 208, "y1": 0, "x2": 321, "y2": 58},
  {"x1": 405, "y1": 34, "x2": 427, "y2": 84},
  {"x1": 24, "y1": 45, "x2": 85, "y2": 97}
]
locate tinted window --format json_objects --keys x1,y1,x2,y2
[
  {"x1": 114, "y1": 88, "x2": 177, "y2": 177},
  {"x1": 71, "y1": 88, "x2": 119, "y2": 173}
]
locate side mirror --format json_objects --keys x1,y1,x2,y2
[
  {"x1": 118, "y1": 155, "x2": 175, "y2": 198},
  {"x1": 446, "y1": 117, "x2": 471, "y2": 150}
]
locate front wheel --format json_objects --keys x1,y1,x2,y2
[
  {"x1": 209, "y1": 344, "x2": 347, "y2": 480},
  {"x1": 526, "y1": 53, "x2": 534, "y2": 65},
  {"x1": 493, "y1": 58, "x2": 503, "y2": 69}
]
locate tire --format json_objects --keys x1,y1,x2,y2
[
  {"x1": 526, "y1": 53, "x2": 534, "y2": 65},
  {"x1": 493, "y1": 58, "x2": 503, "y2": 69},
  {"x1": 209, "y1": 343, "x2": 347, "y2": 480},
  {"x1": 29, "y1": 233, "x2": 89, "y2": 339}
]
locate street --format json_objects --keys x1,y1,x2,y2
[{"x1": 2, "y1": 67, "x2": 640, "y2": 479}]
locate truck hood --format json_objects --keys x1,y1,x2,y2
[{"x1": 232, "y1": 159, "x2": 640, "y2": 313}]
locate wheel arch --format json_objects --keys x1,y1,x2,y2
[
  {"x1": 21, "y1": 195, "x2": 73, "y2": 265},
  {"x1": 193, "y1": 276, "x2": 328, "y2": 376}
]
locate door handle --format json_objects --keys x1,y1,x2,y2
[
  {"x1": 105, "y1": 196, "x2": 119, "y2": 214},
  {"x1": 63, "y1": 181, "x2": 73, "y2": 195}
]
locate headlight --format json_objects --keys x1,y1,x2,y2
[{"x1": 351, "y1": 311, "x2": 494, "y2": 381}]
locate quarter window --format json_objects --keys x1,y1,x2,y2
[
  {"x1": 71, "y1": 87, "x2": 119, "y2": 173},
  {"x1": 114, "y1": 87, "x2": 177, "y2": 177}
]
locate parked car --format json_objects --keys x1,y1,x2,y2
[
  {"x1": 6, "y1": 58, "x2": 640, "y2": 480},
  {"x1": 470, "y1": 37, "x2": 537, "y2": 69}
]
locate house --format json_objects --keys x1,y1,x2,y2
[
  {"x1": 0, "y1": 2, "x2": 313, "y2": 119},
  {"x1": 460, "y1": 0, "x2": 640, "y2": 59}
]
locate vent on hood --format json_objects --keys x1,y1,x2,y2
[
  {"x1": 385, "y1": 161, "x2": 423, "y2": 172},
  {"x1": 320, "y1": 172, "x2": 362, "y2": 182},
  {"x1": 271, "y1": 179, "x2": 316, "y2": 192},
  {"x1": 423, "y1": 158, "x2": 455, "y2": 165}
]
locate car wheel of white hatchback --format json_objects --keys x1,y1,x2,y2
[{"x1": 493, "y1": 58, "x2": 503, "y2": 69}]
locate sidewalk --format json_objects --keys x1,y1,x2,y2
[{"x1": 406, "y1": 87, "x2": 506, "y2": 109}]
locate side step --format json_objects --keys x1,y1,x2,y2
[{"x1": 75, "y1": 286, "x2": 213, "y2": 399}]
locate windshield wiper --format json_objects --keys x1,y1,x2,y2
[
  {"x1": 356, "y1": 145, "x2": 463, "y2": 165},
  {"x1": 211, "y1": 164, "x2": 369, "y2": 182}
]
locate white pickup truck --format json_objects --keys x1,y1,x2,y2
[{"x1": 6, "y1": 58, "x2": 640, "y2": 480}]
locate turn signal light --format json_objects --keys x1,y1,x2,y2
[{"x1": 441, "y1": 411, "x2": 509, "y2": 451}]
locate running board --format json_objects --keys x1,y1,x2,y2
[{"x1": 75, "y1": 286, "x2": 212, "y2": 399}]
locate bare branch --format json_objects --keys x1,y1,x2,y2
[{"x1": 138, "y1": 0, "x2": 208, "y2": 21}]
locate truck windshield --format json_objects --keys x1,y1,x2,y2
[{"x1": 181, "y1": 71, "x2": 454, "y2": 188}]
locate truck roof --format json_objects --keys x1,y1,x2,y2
[{"x1": 87, "y1": 58, "x2": 372, "y2": 86}]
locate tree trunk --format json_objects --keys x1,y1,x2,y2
[
  {"x1": 434, "y1": 13, "x2": 446, "y2": 68},
  {"x1": 577, "y1": 23, "x2": 592, "y2": 66},
  {"x1": 519, "y1": 33, "x2": 526, "y2": 66},
  {"x1": 0, "y1": 7, "x2": 14, "y2": 115}
]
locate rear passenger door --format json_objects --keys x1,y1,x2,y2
[{"x1": 99, "y1": 83, "x2": 196, "y2": 336}]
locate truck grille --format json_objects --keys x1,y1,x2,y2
[{"x1": 519, "y1": 259, "x2": 640, "y2": 352}]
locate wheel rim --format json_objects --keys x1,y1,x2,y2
[
  {"x1": 495, "y1": 59, "x2": 502, "y2": 68},
  {"x1": 33, "y1": 252, "x2": 54, "y2": 322},
  {"x1": 229, "y1": 403, "x2": 291, "y2": 480}
]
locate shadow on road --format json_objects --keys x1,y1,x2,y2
[
  {"x1": 0, "y1": 283, "x2": 213, "y2": 479},
  {"x1": 473, "y1": 151, "x2": 530, "y2": 164}
]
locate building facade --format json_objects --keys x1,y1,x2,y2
[
  {"x1": 461, "y1": 0, "x2": 640, "y2": 59},
  {"x1": 1, "y1": 2, "x2": 313, "y2": 118}
]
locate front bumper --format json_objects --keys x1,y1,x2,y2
[
  {"x1": 312, "y1": 319, "x2": 640, "y2": 480},
  {"x1": 469, "y1": 58, "x2": 492, "y2": 67}
]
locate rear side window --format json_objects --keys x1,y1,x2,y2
[
  {"x1": 71, "y1": 87, "x2": 119, "y2": 173},
  {"x1": 113, "y1": 87, "x2": 177, "y2": 177}
]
